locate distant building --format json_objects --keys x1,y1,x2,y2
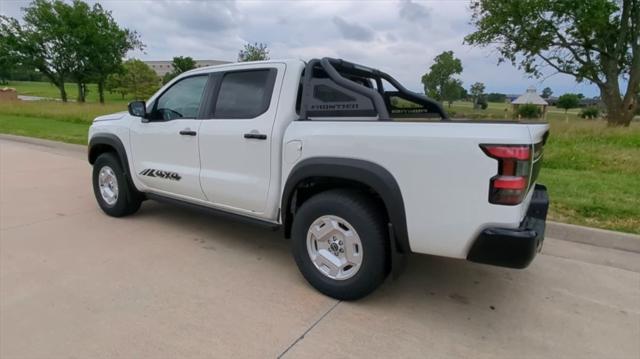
[
  {"x1": 512, "y1": 86, "x2": 548, "y2": 118},
  {"x1": 144, "y1": 60, "x2": 230, "y2": 77}
]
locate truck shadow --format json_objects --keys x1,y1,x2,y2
[{"x1": 135, "y1": 200, "x2": 527, "y2": 312}]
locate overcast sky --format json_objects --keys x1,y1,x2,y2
[{"x1": 1, "y1": 0, "x2": 601, "y2": 97}]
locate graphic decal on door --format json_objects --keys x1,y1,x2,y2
[{"x1": 139, "y1": 169, "x2": 182, "y2": 181}]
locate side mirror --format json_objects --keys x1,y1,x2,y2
[{"x1": 128, "y1": 101, "x2": 147, "y2": 118}]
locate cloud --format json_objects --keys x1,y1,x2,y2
[
  {"x1": 399, "y1": 0, "x2": 431, "y2": 23},
  {"x1": 332, "y1": 16, "x2": 375, "y2": 42},
  {"x1": 0, "y1": 0, "x2": 600, "y2": 96}
]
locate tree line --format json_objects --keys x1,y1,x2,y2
[
  {"x1": 0, "y1": 0, "x2": 142, "y2": 103},
  {"x1": 0, "y1": 0, "x2": 273, "y2": 103}
]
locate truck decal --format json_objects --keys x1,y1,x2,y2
[{"x1": 139, "y1": 169, "x2": 181, "y2": 181}]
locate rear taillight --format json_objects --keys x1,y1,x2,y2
[{"x1": 481, "y1": 144, "x2": 532, "y2": 205}]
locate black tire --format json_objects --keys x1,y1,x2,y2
[
  {"x1": 291, "y1": 189, "x2": 390, "y2": 300},
  {"x1": 92, "y1": 152, "x2": 142, "y2": 217}
]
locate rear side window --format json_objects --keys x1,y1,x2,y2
[{"x1": 213, "y1": 69, "x2": 276, "y2": 119}]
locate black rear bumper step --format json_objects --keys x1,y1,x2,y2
[{"x1": 467, "y1": 184, "x2": 549, "y2": 269}]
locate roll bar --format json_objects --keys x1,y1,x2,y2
[{"x1": 300, "y1": 57, "x2": 448, "y2": 121}]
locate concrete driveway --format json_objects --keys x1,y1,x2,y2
[{"x1": 1, "y1": 138, "x2": 639, "y2": 359}]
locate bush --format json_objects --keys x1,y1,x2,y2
[
  {"x1": 580, "y1": 107, "x2": 600, "y2": 119},
  {"x1": 517, "y1": 104, "x2": 541, "y2": 118},
  {"x1": 478, "y1": 97, "x2": 488, "y2": 110}
]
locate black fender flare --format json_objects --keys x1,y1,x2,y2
[
  {"x1": 88, "y1": 133, "x2": 137, "y2": 191},
  {"x1": 88, "y1": 133, "x2": 129, "y2": 168},
  {"x1": 281, "y1": 157, "x2": 410, "y2": 253}
]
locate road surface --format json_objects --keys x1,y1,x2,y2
[{"x1": 1, "y1": 138, "x2": 638, "y2": 358}]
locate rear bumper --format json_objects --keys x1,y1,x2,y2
[{"x1": 467, "y1": 184, "x2": 549, "y2": 269}]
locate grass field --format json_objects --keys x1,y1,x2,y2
[{"x1": 1, "y1": 82, "x2": 639, "y2": 234}]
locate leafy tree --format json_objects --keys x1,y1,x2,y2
[
  {"x1": 0, "y1": 54, "x2": 13, "y2": 84},
  {"x1": 470, "y1": 82, "x2": 485, "y2": 108},
  {"x1": 541, "y1": 87, "x2": 553, "y2": 99},
  {"x1": 0, "y1": 0, "x2": 141, "y2": 103},
  {"x1": 1, "y1": 1, "x2": 76, "y2": 101},
  {"x1": 465, "y1": 0, "x2": 640, "y2": 126},
  {"x1": 106, "y1": 59, "x2": 158, "y2": 100},
  {"x1": 421, "y1": 51, "x2": 463, "y2": 102},
  {"x1": 163, "y1": 56, "x2": 197, "y2": 84},
  {"x1": 86, "y1": 3, "x2": 143, "y2": 103},
  {"x1": 238, "y1": 42, "x2": 270, "y2": 62},
  {"x1": 442, "y1": 79, "x2": 465, "y2": 107},
  {"x1": 557, "y1": 93, "x2": 581, "y2": 120},
  {"x1": 487, "y1": 92, "x2": 507, "y2": 102}
]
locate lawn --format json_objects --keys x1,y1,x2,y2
[
  {"x1": 447, "y1": 100, "x2": 582, "y2": 122},
  {"x1": 0, "y1": 83, "x2": 638, "y2": 234}
]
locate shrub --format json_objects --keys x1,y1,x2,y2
[
  {"x1": 580, "y1": 107, "x2": 600, "y2": 119},
  {"x1": 478, "y1": 97, "x2": 488, "y2": 110},
  {"x1": 517, "y1": 104, "x2": 541, "y2": 118}
]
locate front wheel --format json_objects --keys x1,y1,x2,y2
[
  {"x1": 291, "y1": 189, "x2": 389, "y2": 300},
  {"x1": 92, "y1": 152, "x2": 141, "y2": 217}
]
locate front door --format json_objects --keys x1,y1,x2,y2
[
  {"x1": 198, "y1": 66, "x2": 283, "y2": 214},
  {"x1": 130, "y1": 74, "x2": 210, "y2": 201}
]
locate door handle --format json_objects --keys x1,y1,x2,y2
[
  {"x1": 179, "y1": 130, "x2": 197, "y2": 136},
  {"x1": 244, "y1": 133, "x2": 267, "y2": 140}
]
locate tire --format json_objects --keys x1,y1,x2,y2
[
  {"x1": 92, "y1": 152, "x2": 142, "y2": 217},
  {"x1": 291, "y1": 189, "x2": 390, "y2": 300}
]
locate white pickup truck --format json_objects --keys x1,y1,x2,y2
[{"x1": 88, "y1": 58, "x2": 549, "y2": 300}]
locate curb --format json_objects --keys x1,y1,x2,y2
[
  {"x1": 546, "y1": 221, "x2": 640, "y2": 253},
  {"x1": 0, "y1": 133, "x2": 86, "y2": 153},
  {"x1": 2, "y1": 134, "x2": 638, "y2": 253}
]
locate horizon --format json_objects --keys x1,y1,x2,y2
[{"x1": 1, "y1": 0, "x2": 623, "y2": 97}]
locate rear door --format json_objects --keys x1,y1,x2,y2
[
  {"x1": 129, "y1": 74, "x2": 211, "y2": 200},
  {"x1": 198, "y1": 64, "x2": 284, "y2": 214}
]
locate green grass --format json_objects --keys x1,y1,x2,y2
[
  {"x1": 0, "y1": 86, "x2": 638, "y2": 234},
  {"x1": 538, "y1": 119, "x2": 640, "y2": 233},
  {"x1": 447, "y1": 100, "x2": 582, "y2": 121},
  {"x1": 5, "y1": 80, "x2": 128, "y2": 103},
  {"x1": 0, "y1": 115, "x2": 90, "y2": 144}
]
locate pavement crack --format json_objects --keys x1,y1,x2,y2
[{"x1": 277, "y1": 300, "x2": 341, "y2": 358}]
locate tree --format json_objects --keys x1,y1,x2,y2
[
  {"x1": 465, "y1": 0, "x2": 640, "y2": 126},
  {"x1": 1, "y1": 1, "x2": 76, "y2": 101},
  {"x1": 0, "y1": 53, "x2": 14, "y2": 85},
  {"x1": 86, "y1": 3, "x2": 143, "y2": 103},
  {"x1": 238, "y1": 42, "x2": 269, "y2": 62},
  {"x1": 557, "y1": 93, "x2": 581, "y2": 120},
  {"x1": 421, "y1": 51, "x2": 463, "y2": 102},
  {"x1": 163, "y1": 56, "x2": 196, "y2": 84},
  {"x1": 541, "y1": 87, "x2": 553, "y2": 99},
  {"x1": 0, "y1": 0, "x2": 141, "y2": 103},
  {"x1": 106, "y1": 59, "x2": 158, "y2": 100},
  {"x1": 442, "y1": 79, "x2": 465, "y2": 107},
  {"x1": 470, "y1": 82, "x2": 485, "y2": 108}
]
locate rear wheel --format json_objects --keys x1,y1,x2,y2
[
  {"x1": 291, "y1": 189, "x2": 389, "y2": 300},
  {"x1": 92, "y1": 152, "x2": 141, "y2": 217}
]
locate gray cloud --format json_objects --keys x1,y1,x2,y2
[
  {"x1": 332, "y1": 16, "x2": 375, "y2": 42},
  {"x1": 399, "y1": 0, "x2": 430, "y2": 23},
  {"x1": 0, "y1": 0, "x2": 600, "y2": 96}
]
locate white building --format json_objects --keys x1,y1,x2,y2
[
  {"x1": 144, "y1": 60, "x2": 230, "y2": 77},
  {"x1": 511, "y1": 86, "x2": 548, "y2": 118}
]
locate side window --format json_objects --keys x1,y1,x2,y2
[
  {"x1": 152, "y1": 75, "x2": 208, "y2": 121},
  {"x1": 214, "y1": 70, "x2": 275, "y2": 119}
]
